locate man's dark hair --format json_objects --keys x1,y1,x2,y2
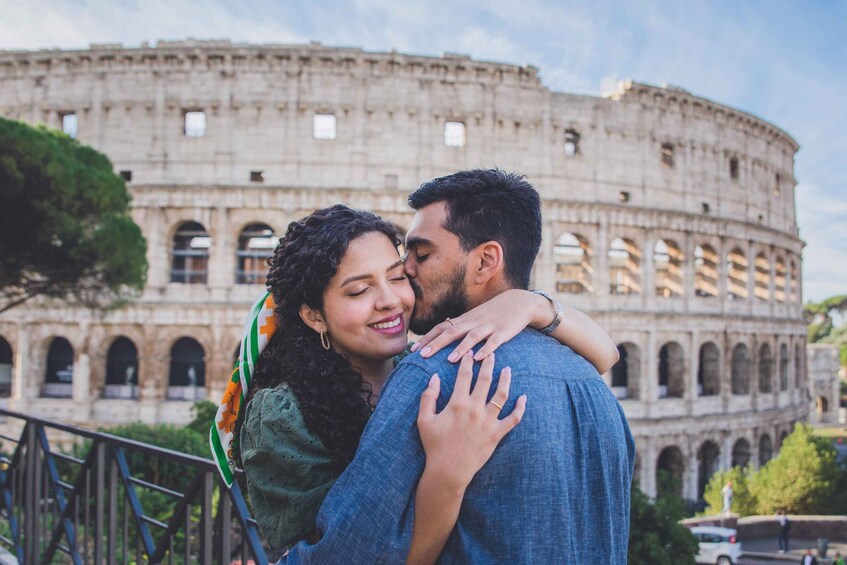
[{"x1": 407, "y1": 169, "x2": 542, "y2": 288}]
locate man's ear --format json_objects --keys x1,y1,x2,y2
[
  {"x1": 299, "y1": 304, "x2": 326, "y2": 334},
  {"x1": 468, "y1": 241, "x2": 504, "y2": 285}
]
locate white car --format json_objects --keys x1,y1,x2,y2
[{"x1": 690, "y1": 526, "x2": 743, "y2": 565}]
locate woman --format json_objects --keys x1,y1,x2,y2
[{"x1": 234, "y1": 205, "x2": 618, "y2": 561}]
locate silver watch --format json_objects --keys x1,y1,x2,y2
[{"x1": 532, "y1": 289, "x2": 564, "y2": 335}]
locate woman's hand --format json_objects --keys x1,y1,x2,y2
[
  {"x1": 416, "y1": 352, "x2": 526, "y2": 490},
  {"x1": 411, "y1": 289, "x2": 547, "y2": 362}
]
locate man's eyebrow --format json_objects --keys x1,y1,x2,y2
[
  {"x1": 404, "y1": 236, "x2": 432, "y2": 250},
  {"x1": 340, "y1": 260, "x2": 405, "y2": 287}
]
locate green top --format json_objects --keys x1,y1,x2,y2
[{"x1": 240, "y1": 347, "x2": 411, "y2": 550}]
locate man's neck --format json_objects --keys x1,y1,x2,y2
[{"x1": 467, "y1": 282, "x2": 517, "y2": 310}]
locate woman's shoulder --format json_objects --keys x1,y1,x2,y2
[{"x1": 242, "y1": 383, "x2": 315, "y2": 445}]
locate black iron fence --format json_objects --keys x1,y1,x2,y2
[{"x1": 0, "y1": 408, "x2": 268, "y2": 564}]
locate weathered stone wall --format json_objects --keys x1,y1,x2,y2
[{"x1": 0, "y1": 40, "x2": 808, "y2": 502}]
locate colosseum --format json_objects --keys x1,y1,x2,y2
[{"x1": 0, "y1": 40, "x2": 809, "y2": 505}]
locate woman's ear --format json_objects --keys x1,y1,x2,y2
[{"x1": 299, "y1": 304, "x2": 325, "y2": 334}]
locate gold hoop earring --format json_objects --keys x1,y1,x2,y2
[{"x1": 320, "y1": 328, "x2": 331, "y2": 351}]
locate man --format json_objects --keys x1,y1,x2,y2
[
  {"x1": 283, "y1": 169, "x2": 635, "y2": 563},
  {"x1": 801, "y1": 548, "x2": 818, "y2": 565},
  {"x1": 777, "y1": 509, "x2": 790, "y2": 553}
]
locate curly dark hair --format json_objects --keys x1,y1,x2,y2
[{"x1": 241, "y1": 205, "x2": 401, "y2": 469}]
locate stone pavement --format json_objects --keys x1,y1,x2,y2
[{"x1": 738, "y1": 537, "x2": 847, "y2": 564}]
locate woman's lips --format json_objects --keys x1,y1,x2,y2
[{"x1": 368, "y1": 313, "x2": 406, "y2": 335}]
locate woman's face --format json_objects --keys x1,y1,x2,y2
[{"x1": 320, "y1": 231, "x2": 415, "y2": 371}]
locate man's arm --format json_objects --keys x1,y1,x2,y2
[{"x1": 281, "y1": 361, "x2": 435, "y2": 564}]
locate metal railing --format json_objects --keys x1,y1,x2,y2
[{"x1": 0, "y1": 408, "x2": 268, "y2": 564}]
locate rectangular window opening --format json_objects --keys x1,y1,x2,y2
[
  {"x1": 250, "y1": 171, "x2": 264, "y2": 183},
  {"x1": 184, "y1": 111, "x2": 206, "y2": 137},
  {"x1": 564, "y1": 129, "x2": 580, "y2": 156},
  {"x1": 702, "y1": 202, "x2": 710, "y2": 214},
  {"x1": 313, "y1": 113, "x2": 337, "y2": 139},
  {"x1": 444, "y1": 121, "x2": 466, "y2": 147},
  {"x1": 618, "y1": 191, "x2": 630, "y2": 203},
  {"x1": 61, "y1": 112, "x2": 78, "y2": 139},
  {"x1": 119, "y1": 170, "x2": 133, "y2": 182},
  {"x1": 661, "y1": 143, "x2": 674, "y2": 168}
]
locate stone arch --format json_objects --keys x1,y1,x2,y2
[
  {"x1": 167, "y1": 337, "x2": 206, "y2": 401},
  {"x1": 794, "y1": 343, "x2": 802, "y2": 389},
  {"x1": 731, "y1": 343, "x2": 751, "y2": 395},
  {"x1": 608, "y1": 237, "x2": 641, "y2": 295},
  {"x1": 789, "y1": 259, "x2": 800, "y2": 303},
  {"x1": 779, "y1": 343, "x2": 789, "y2": 391},
  {"x1": 697, "y1": 342, "x2": 720, "y2": 396},
  {"x1": 758, "y1": 343, "x2": 773, "y2": 393},
  {"x1": 171, "y1": 221, "x2": 210, "y2": 284},
  {"x1": 654, "y1": 239, "x2": 683, "y2": 297},
  {"x1": 236, "y1": 222, "x2": 277, "y2": 285},
  {"x1": 611, "y1": 342, "x2": 640, "y2": 400},
  {"x1": 554, "y1": 232, "x2": 593, "y2": 294},
  {"x1": 0, "y1": 335, "x2": 12, "y2": 398},
  {"x1": 104, "y1": 336, "x2": 140, "y2": 399},
  {"x1": 697, "y1": 441, "x2": 721, "y2": 500},
  {"x1": 774, "y1": 256, "x2": 787, "y2": 302},
  {"x1": 754, "y1": 252, "x2": 771, "y2": 301},
  {"x1": 44, "y1": 336, "x2": 74, "y2": 398},
  {"x1": 758, "y1": 434, "x2": 773, "y2": 465},
  {"x1": 816, "y1": 396, "x2": 829, "y2": 415},
  {"x1": 731, "y1": 439, "x2": 751, "y2": 468},
  {"x1": 694, "y1": 244, "x2": 718, "y2": 297},
  {"x1": 658, "y1": 342, "x2": 685, "y2": 398},
  {"x1": 656, "y1": 446, "x2": 685, "y2": 498},
  {"x1": 727, "y1": 247, "x2": 748, "y2": 300}
]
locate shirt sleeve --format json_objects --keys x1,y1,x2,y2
[
  {"x1": 280, "y1": 361, "x2": 434, "y2": 564},
  {"x1": 240, "y1": 385, "x2": 339, "y2": 551}
]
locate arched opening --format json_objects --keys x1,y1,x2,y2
[
  {"x1": 167, "y1": 337, "x2": 206, "y2": 400},
  {"x1": 816, "y1": 396, "x2": 829, "y2": 415},
  {"x1": 697, "y1": 441, "x2": 720, "y2": 500},
  {"x1": 236, "y1": 223, "x2": 276, "y2": 285},
  {"x1": 654, "y1": 239, "x2": 683, "y2": 297},
  {"x1": 758, "y1": 435, "x2": 773, "y2": 465},
  {"x1": 104, "y1": 337, "x2": 139, "y2": 399},
  {"x1": 779, "y1": 430, "x2": 788, "y2": 447},
  {"x1": 658, "y1": 342, "x2": 685, "y2": 398},
  {"x1": 789, "y1": 260, "x2": 800, "y2": 303},
  {"x1": 608, "y1": 238, "x2": 641, "y2": 295},
  {"x1": 44, "y1": 337, "x2": 73, "y2": 398},
  {"x1": 611, "y1": 343, "x2": 640, "y2": 400},
  {"x1": 731, "y1": 439, "x2": 751, "y2": 468},
  {"x1": 794, "y1": 344, "x2": 802, "y2": 389},
  {"x1": 0, "y1": 337, "x2": 12, "y2": 398},
  {"x1": 774, "y1": 257, "x2": 787, "y2": 302},
  {"x1": 554, "y1": 232, "x2": 593, "y2": 294},
  {"x1": 727, "y1": 248, "x2": 748, "y2": 300},
  {"x1": 171, "y1": 221, "x2": 210, "y2": 284},
  {"x1": 731, "y1": 344, "x2": 750, "y2": 395},
  {"x1": 758, "y1": 344, "x2": 773, "y2": 393},
  {"x1": 779, "y1": 344, "x2": 789, "y2": 391},
  {"x1": 694, "y1": 244, "x2": 718, "y2": 297},
  {"x1": 657, "y1": 446, "x2": 685, "y2": 498},
  {"x1": 697, "y1": 342, "x2": 720, "y2": 396},
  {"x1": 754, "y1": 253, "x2": 771, "y2": 301}
]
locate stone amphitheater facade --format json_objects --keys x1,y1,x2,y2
[{"x1": 0, "y1": 40, "x2": 809, "y2": 502}]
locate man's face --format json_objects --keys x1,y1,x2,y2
[{"x1": 403, "y1": 202, "x2": 471, "y2": 335}]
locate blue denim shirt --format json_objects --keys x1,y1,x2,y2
[{"x1": 282, "y1": 329, "x2": 635, "y2": 564}]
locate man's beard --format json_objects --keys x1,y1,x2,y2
[{"x1": 409, "y1": 266, "x2": 470, "y2": 335}]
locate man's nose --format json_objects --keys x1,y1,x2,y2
[{"x1": 403, "y1": 255, "x2": 416, "y2": 278}]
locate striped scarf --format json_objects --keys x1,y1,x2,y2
[{"x1": 209, "y1": 292, "x2": 277, "y2": 487}]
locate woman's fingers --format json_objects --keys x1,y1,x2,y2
[
  {"x1": 470, "y1": 354, "x2": 495, "y2": 403},
  {"x1": 498, "y1": 394, "x2": 527, "y2": 437},
  {"x1": 417, "y1": 374, "x2": 440, "y2": 424},
  {"x1": 411, "y1": 319, "x2": 453, "y2": 353},
  {"x1": 485, "y1": 366, "x2": 511, "y2": 413},
  {"x1": 453, "y1": 351, "x2": 474, "y2": 397}
]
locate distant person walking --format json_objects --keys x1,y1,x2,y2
[
  {"x1": 801, "y1": 548, "x2": 818, "y2": 565},
  {"x1": 776, "y1": 509, "x2": 790, "y2": 553},
  {"x1": 721, "y1": 481, "x2": 733, "y2": 516},
  {"x1": 832, "y1": 551, "x2": 845, "y2": 565}
]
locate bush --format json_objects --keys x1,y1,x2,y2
[
  {"x1": 629, "y1": 482, "x2": 699, "y2": 564},
  {"x1": 703, "y1": 466, "x2": 757, "y2": 516}
]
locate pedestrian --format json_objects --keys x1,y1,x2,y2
[
  {"x1": 721, "y1": 481, "x2": 733, "y2": 516},
  {"x1": 776, "y1": 509, "x2": 790, "y2": 553},
  {"x1": 801, "y1": 548, "x2": 818, "y2": 565},
  {"x1": 833, "y1": 551, "x2": 845, "y2": 565}
]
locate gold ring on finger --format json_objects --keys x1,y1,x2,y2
[
  {"x1": 445, "y1": 317, "x2": 455, "y2": 327},
  {"x1": 488, "y1": 400, "x2": 503, "y2": 411}
]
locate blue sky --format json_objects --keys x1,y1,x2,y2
[{"x1": 2, "y1": 0, "x2": 845, "y2": 302}]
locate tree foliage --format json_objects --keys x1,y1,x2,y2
[
  {"x1": 805, "y1": 294, "x2": 847, "y2": 366},
  {"x1": 703, "y1": 425, "x2": 846, "y2": 516},
  {"x1": 629, "y1": 481, "x2": 699, "y2": 565},
  {"x1": 0, "y1": 116, "x2": 147, "y2": 313}
]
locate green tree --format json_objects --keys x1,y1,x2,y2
[
  {"x1": 703, "y1": 466, "x2": 757, "y2": 516},
  {"x1": 0, "y1": 116, "x2": 147, "y2": 313},
  {"x1": 186, "y1": 400, "x2": 218, "y2": 437},
  {"x1": 750, "y1": 425, "x2": 842, "y2": 514},
  {"x1": 629, "y1": 482, "x2": 699, "y2": 565}
]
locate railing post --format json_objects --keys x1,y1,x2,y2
[
  {"x1": 94, "y1": 441, "x2": 105, "y2": 564},
  {"x1": 108, "y1": 450, "x2": 117, "y2": 564},
  {"x1": 23, "y1": 422, "x2": 37, "y2": 563},
  {"x1": 199, "y1": 470, "x2": 214, "y2": 565},
  {"x1": 218, "y1": 485, "x2": 232, "y2": 564}
]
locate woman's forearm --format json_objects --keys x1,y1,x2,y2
[
  {"x1": 529, "y1": 293, "x2": 620, "y2": 374},
  {"x1": 406, "y1": 464, "x2": 466, "y2": 565}
]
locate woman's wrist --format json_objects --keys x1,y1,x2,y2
[
  {"x1": 527, "y1": 290, "x2": 557, "y2": 330},
  {"x1": 422, "y1": 459, "x2": 471, "y2": 497}
]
